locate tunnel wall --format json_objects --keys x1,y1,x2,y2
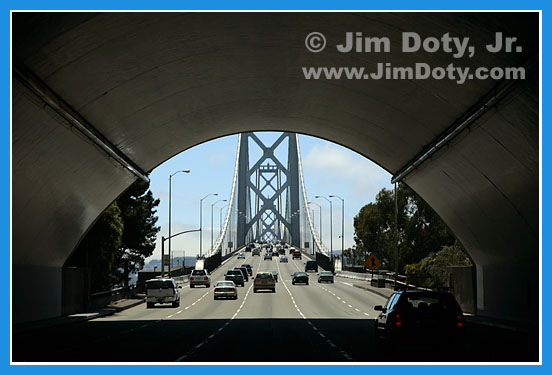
[
  {"x1": 13, "y1": 265, "x2": 62, "y2": 323},
  {"x1": 11, "y1": 13, "x2": 539, "y2": 324}
]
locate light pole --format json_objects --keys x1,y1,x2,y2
[
  {"x1": 167, "y1": 169, "x2": 190, "y2": 276},
  {"x1": 329, "y1": 194, "x2": 344, "y2": 270},
  {"x1": 308, "y1": 201, "x2": 322, "y2": 248},
  {"x1": 211, "y1": 199, "x2": 227, "y2": 253},
  {"x1": 200, "y1": 193, "x2": 218, "y2": 258},
  {"x1": 315, "y1": 195, "x2": 333, "y2": 258}
]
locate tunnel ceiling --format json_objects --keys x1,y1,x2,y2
[{"x1": 12, "y1": 13, "x2": 539, "y2": 269}]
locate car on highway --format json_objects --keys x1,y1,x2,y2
[
  {"x1": 190, "y1": 269, "x2": 211, "y2": 288},
  {"x1": 146, "y1": 278, "x2": 181, "y2": 308},
  {"x1": 292, "y1": 251, "x2": 302, "y2": 260},
  {"x1": 253, "y1": 272, "x2": 276, "y2": 293},
  {"x1": 374, "y1": 290, "x2": 465, "y2": 348},
  {"x1": 317, "y1": 271, "x2": 334, "y2": 283},
  {"x1": 225, "y1": 269, "x2": 245, "y2": 286},
  {"x1": 268, "y1": 270, "x2": 278, "y2": 282},
  {"x1": 214, "y1": 281, "x2": 238, "y2": 300},
  {"x1": 237, "y1": 252, "x2": 246, "y2": 259},
  {"x1": 241, "y1": 263, "x2": 253, "y2": 276},
  {"x1": 234, "y1": 266, "x2": 249, "y2": 282},
  {"x1": 264, "y1": 253, "x2": 272, "y2": 260},
  {"x1": 305, "y1": 260, "x2": 318, "y2": 272},
  {"x1": 280, "y1": 255, "x2": 288, "y2": 263},
  {"x1": 272, "y1": 250, "x2": 279, "y2": 257},
  {"x1": 252, "y1": 248, "x2": 261, "y2": 256},
  {"x1": 291, "y1": 272, "x2": 309, "y2": 285}
]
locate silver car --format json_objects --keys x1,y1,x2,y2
[
  {"x1": 214, "y1": 281, "x2": 238, "y2": 300},
  {"x1": 190, "y1": 269, "x2": 211, "y2": 288},
  {"x1": 317, "y1": 271, "x2": 334, "y2": 283}
]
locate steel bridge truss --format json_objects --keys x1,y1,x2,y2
[{"x1": 236, "y1": 132, "x2": 300, "y2": 247}]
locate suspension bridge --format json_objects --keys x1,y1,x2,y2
[{"x1": 201, "y1": 132, "x2": 334, "y2": 272}]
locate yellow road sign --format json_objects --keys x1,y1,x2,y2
[{"x1": 366, "y1": 253, "x2": 381, "y2": 270}]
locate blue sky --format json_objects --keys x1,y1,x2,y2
[{"x1": 147, "y1": 132, "x2": 394, "y2": 262}]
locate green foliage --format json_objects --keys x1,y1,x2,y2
[
  {"x1": 353, "y1": 183, "x2": 457, "y2": 272},
  {"x1": 75, "y1": 202, "x2": 124, "y2": 291},
  {"x1": 405, "y1": 242, "x2": 473, "y2": 287},
  {"x1": 112, "y1": 179, "x2": 161, "y2": 287},
  {"x1": 70, "y1": 178, "x2": 160, "y2": 292}
]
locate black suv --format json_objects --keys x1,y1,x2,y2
[
  {"x1": 305, "y1": 260, "x2": 318, "y2": 272},
  {"x1": 225, "y1": 269, "x2": 245, "y2": 286},
  {"x1": 374, "y1": 290, "x2": 464, "y2": 349}
]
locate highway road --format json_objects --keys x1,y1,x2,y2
[{"x1": 13, "y1": 250, "x2": 538, "y2": 362}]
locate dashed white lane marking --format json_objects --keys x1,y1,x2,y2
[
  {"x1": 312, "y1": 275, "x2": 375, "y2": 318},
  {"x1": 175, "y1": 254, "x2": 262, "y2": 361},
  {"x1": 279, "y1": 259, "x2": 353, "y2": 361}
]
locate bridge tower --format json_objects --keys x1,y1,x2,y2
[{"x1": 236, "y1": 133, "x2": 300, "y2": 248}]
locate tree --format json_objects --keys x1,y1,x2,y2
[
  {"x1": 353, "y1": 183, "x2": 456, "y2": 273},
  {"x1": 71, "y1": 202, "x2": 124, "y2": 292},
  {"x1": 405, "y1": 242, "x2": 472, "y2": 287},
  {"x1": 67, "y1": 178, "x2": 160, "y2": 292},
  {"x1": 112, "y1": 179, "x2": 161, "y2": 287}
]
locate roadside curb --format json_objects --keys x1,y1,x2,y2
[
  {"x1": 351, "y1": 283, "x2": 393, "y2": 299},
  {"x1": 106, "y1": 297, "x2": 145, "y2": 312}
]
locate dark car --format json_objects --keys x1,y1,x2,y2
[
  {"x1": 264, "y1": 253, "x2": 272, "y2": 260},
  {"x1": 225, "y1": 269, "x2": 245, "y2": 286},
  {"x1": 272, "y1": 251, "x2": 279, "y2": 257},
  {"x1": 291, "y1": 272, "x2": 309, "y2": 285},
  {"x1": 374, "y1": 290, "x2": 465, "y2": 349},
  {"x1": 305, "y1": 260, "x2": 318, "y2": 272},
  {"x1": 292, "y1": 251, "x2": 302, "y2": 260},
  {"x1": 241, "y1": 263, "x2": 253, "y2": 276},
  {"x1": 234, "y1": 267, "x2": 249, "y2": 282}
]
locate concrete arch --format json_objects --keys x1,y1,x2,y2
[{"x1": 12, "y1": 12, "x2": 538, "y2": 324}]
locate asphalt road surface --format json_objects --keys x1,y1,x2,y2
[{"x1": 13, "y1": 251, "x2": 538, "y2": 362}]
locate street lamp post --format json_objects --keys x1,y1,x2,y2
[
  {"x1": 211, "y1": 199, "x2": 227, "y2": 253},
  {"x1": 200, "y1": 193, "x2": 218, "y2": 258},
  {"x1": 329, "y1": 194, "x2": 344, "y2": 270},
  {"x1": 167, "y1": 169, "x2": 190, "y2": 277},
  {"x1": 315, "y1": 195, "x2": 333, "y2": 258}
]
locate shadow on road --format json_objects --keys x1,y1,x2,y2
[{"x1": 13, "y1": 318, "x2": 538, "y2": 362}]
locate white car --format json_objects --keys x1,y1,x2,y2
[
  {"x1": 237, "y1": 252, "x2": 246, "y2": 259},
  {"x1": 146, "y1": 278, "x2": 181, "y2": 308},
  {"x1": 190, "y1": 269, "x2": 211, "y2": 288},
  {"x1": 214, "y1": 281, "x2": 238, "y2": 300}
]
